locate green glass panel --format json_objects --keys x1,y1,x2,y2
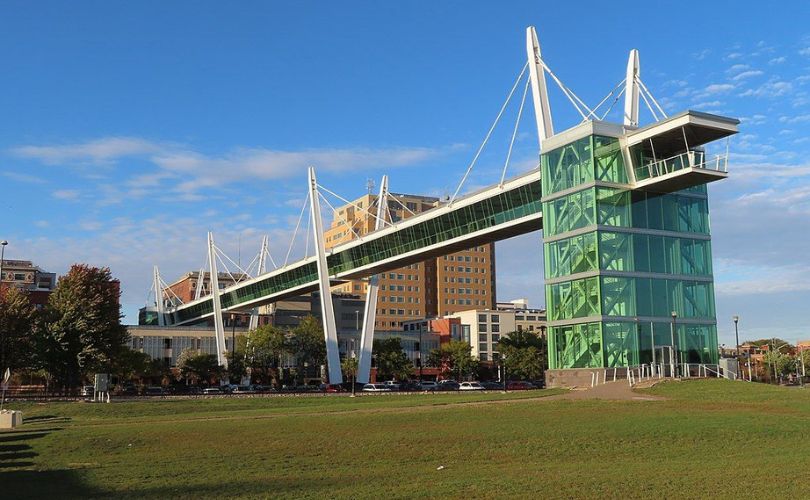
[
  {"x1": 601, "y1": 276, "x2": 635, "y2": 317},
  {"x1": 593, "y1": 136, "x2": 628, "y2": 184},
  {"x1": 549, "y1": 322, "x2": 603, "y2": 369},
  {"x1": 602, "y1": 322, "x2": 639, "y2": 367},
  {"x1": 542, "y1": 187, "x2": 596, "y2": 237},
  {"x1": 541, "y1": 136, "x2": 594, "y2": 196},
  {"x1": 596, "y1": 187, "x2": 631, "y2": 227}
]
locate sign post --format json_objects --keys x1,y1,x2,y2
[{"x1": 1, "y1": 368, "x2": 10, "y2": 411}]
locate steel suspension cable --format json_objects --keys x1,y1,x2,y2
[{"x1": 500, "y1": 73, "x2": 531, "y2": 187}]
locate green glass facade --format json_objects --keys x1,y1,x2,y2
[{"x1": 543, "y1": 135, "x2": 719, "y2": 369}]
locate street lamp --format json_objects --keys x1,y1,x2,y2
[
  {"x1": 0, "y1": 240, "x2": 7, "y2": 292},
  {"x1": 733, "y1": 315, "x2": 740, "y2": 357},
  {"x1": 670, "y1": 311, "x2": 678, "y2": 377}
]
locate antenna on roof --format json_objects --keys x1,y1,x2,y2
[{"x1": 366, "y1": 178, "x2": 375, "y2": 194}]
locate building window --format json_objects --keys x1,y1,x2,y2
[
  {"x1": 478, "y1": 314, "x2": 487, "y2": 322},
  {"x1": 491, "y1": 314, "x2": 500, "y2": 323},
  {"x1": 479, "y1": 323, "x2": 487, "y2": 332}
]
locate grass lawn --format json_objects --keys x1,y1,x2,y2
[{"x1": 2, "y1": 381, "x2": 809, "y2": 499}]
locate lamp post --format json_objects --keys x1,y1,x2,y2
[
  {"x1": 418, "y1": 327, "x2": 423, "y2": 383},
  {"x1": 670, "y1": 311, "x2": 678, "y2": 376},
  {"x1": 0, "y1": 240, "x2": 7, "y2": 292},
  {"x1": 733, "y1": 316, "x2": 740, "y2": 357},
  {"x1": 230, "y1": 313, "x2": 237, "y2": 381}
]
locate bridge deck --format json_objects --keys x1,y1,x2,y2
[{"x1": 168, "y1": 169, "x2": 543, "y2": 325}]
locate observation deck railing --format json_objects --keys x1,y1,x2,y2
[{"x1": 635, "y1": 150, "x2": 728, "y2": 182}]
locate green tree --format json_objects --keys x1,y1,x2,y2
[
  {"x1": 428, "y1": 340, "x2": 479, "y2": 381},
  {"x1": 499, "y1": 331, "x2": 547, "y2": 381},
  {"x1": 239, "y1": 324, "x2": 288, "y2": 387},
  {"x1": 109, "y1": 347, "x2": 153, "y2": 384},
  {"x1": 372, "y1": 338, "x2": 412, "y2": 381},
  {"x1": 36, "y1": 265, "x2": 129, "y2": 392},
  {"x1": 341, "y1": 356, "x2": 358, "y2": 389},
  {"x1": 176, "y1": 348, "x2": 221, "y2": 384},
  {"x1": 0, "y1": 286, "x2": 36, "y2": 372},
  {"x1": 289, "y1": 316, "x2": 326, "y2": 383}
]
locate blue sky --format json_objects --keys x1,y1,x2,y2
[{"x1": 1, "y1": 1, "x2": 809, "y2": 344}]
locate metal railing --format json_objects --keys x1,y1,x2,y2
[{"x1": 635, "y1": 150, "x2": 728, "y2": 181}]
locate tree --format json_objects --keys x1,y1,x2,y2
[
  {"x1": 428, "y1": 340, "x2": 479, "y2": 381},
  {"x1": 176, "y1": 348, "x2": 221, "y2": 385},
  {"x1": 109, "y1": 347, "x2": 153, "y2": 384},
  {"x1": 0, "y1": 286, "x2": 36, "y2": 372},
  {"x1": 289, "y1": 316, "x2": 326, "y2": 383},
  {"x1": 372, "y1": 338, "x2": 412, "y2": 381},
  {"x1": 36, "y1": 265, "x2": 129, "y2": 392},
  {"x1": 499, "y1": 331, "x2": 547, "y2": 381},
  {"x1": 238, "y1": 324, "x2": 288, "y2": 387},
  {"x1": 342, "y1": 356, "x2": 358, "y2": 391}
]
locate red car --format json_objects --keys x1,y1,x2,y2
[
  {"x1": 324, "y1": 384, "x2": 346, "y2": 393},
  {"x1": 506, "y1": 381, "x2": 536, "y2": 390}
]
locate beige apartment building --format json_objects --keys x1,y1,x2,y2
[{"x1": 323, "y1": 191, "x2": 496, "y2": 329}]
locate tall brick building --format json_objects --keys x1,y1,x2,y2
[{"x1": 323, "y1": 191, "x2": 496, "y2": 329}]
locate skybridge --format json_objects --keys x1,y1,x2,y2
[{"x1": 148, "y1": 26, "x2": 739, "y2": 387}]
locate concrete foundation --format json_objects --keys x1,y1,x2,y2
[
  {"x1": 545, "y1": 368, "x2": 630, "y2": 388},
  {"x1": 0, "y1": 410, "x2": 23, "y2": 429}
]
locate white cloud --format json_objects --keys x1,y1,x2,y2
[
  {"x1": 726, "y1": 64, "x2": 750, "y2": 74},
  {"x1": 732, "y1": 70, "x2": 764, "y2": 81},
  {"x1": 738, "y1": 80, "x2": 793, "y2": 98},
  {"x1": 52, "y1": 189, "x2": 80, "y2": 200},
  {"x1": 778, "y1": 113, "x2": 810, "y2": 124},
  {"x1": 799, "y1": 47, "x2": 810, "y2": 57},
  {"x1": 769, "y1": 56, "x2": 786, "y2": 64},
  {"x1": 10, "y1": 137, "x2": 457, "y2": 197},
  {"x1": 1, "y1": 171, "x2": 47, "y2": 184},
  {"x1": 11, "y1": 137, "x2": 163, "y2": 166},
  {"x1": 696, "y1": 83, "x2": 735, "y2": 98}
]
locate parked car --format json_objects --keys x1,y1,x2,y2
[
  {"x1": 144, "y1": 386, "x2": 165, "y2": 396},
  {"x1": 506, "y1": 381, "x2": 536, "y2": 390},
  {"x1": 202, "y1": 387, "x2": 223, "y2": 395},
  {"x1": 459, "y1": 381, "x2": 485, "y2": 391},
  {"x1": 480, "y1": 381, "x2": 504, "y2": 390},
  {"x1": 437, "y1": 380, "x2": 460, "y2": 391},
  {"x1": 323, "y1": 384, "x2": 346, "y2": 393},
  {"x1": 382, "y1": 381, "x2": 400, "y2": 391},
  {"x1": 361, "y1": 383, "x2": 392, "y2": 392},
  {"x1": 233, "y1": 385, "x2": 256, "y2": 394},
  {"x1": 419, "y1": 381, "x2": 438, "y2": 391}
]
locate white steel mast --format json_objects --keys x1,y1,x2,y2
[{"x1": 526, "y1": 26, "x2": 554, "y2": 147}]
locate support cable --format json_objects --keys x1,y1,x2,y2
[
  {"x1": 500, "y1": 73, "x2": 531, "y2": 187},
  {"x1": 591, "y1": 78, "x2": 626, "y2": 116},
  {"x1": 387, "y1": 195, "x2": 418, "y2": 218},
  {"x1": 284, "y1": 192, "x2": 309, "y2": 267},
  {"x1": 636, "y1": 76, "x2": 667, "y2": 118},
  {"x1": 450, "y1": 61, "x2": 529, "y2": 204},
  {"x1": 318, "y1": 191, "x2": 364, "y2": 242},
  {"x1": 213, "y1": 244, "x2": 251, "y2": 282},
  {"x1": 638, "y1": 87, "x2": 660, "y2": 121},
  {"x1": 304, "y1": 200, "x2": 312, "y2": 257},
  {"x1": 316, "y1": 183, "x2": 393, "y2": 229},
  {"x1": 601, "y1": 87, "x2": 626, "y2": 121},
  {"x1": 537, "y1": 60, "x2": 592, "y2": 120}
]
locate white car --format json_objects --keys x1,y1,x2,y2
[
  {"x1": 459, "y1": 381, "x2": 485, "y2": 391},
  {"x1": 362, "y1": 383, "x2": 392, "y2": 392},
  {"x1": 203, "y1": 387, "x2": 222, "y2": 395},
  {"x1": 419, "y1": 381, "x2": 438, "y2": 391}
]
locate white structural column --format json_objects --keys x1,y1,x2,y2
[
  {"x1": 357, "y1": 175, "x2": 389, "y2": 384},
  {"x1": 307, "y1": 167, "x2": 342, "y2": 384},
  {"x1": 207, "y1": 232, "x2": 228, "y2": 369},
  {"x1": 152, "y1": 265, "x2": 166, "y2": 327},
  {"x1": 624, "y1": 49, "x2": 640, "y2": 127},
  {"x1": 194, "y1": 266, "x2": 205, "y2": 300},
  {"x1": 248, "y1": 235, "x2": 269, "y2": 331},
  {"x1": 526, "y1": 26, "x2": 554, "y2": 146}
]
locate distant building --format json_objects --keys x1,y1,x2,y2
[
  {"x1": 323, "y1": 191, "x2": 497, "y2": 329},
  {"x1": 0, "y1": 259, "x2": 56, "y2": 308},
  {"x1": 445, "y1": 302, "x2": 547, "y2": 361}
]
